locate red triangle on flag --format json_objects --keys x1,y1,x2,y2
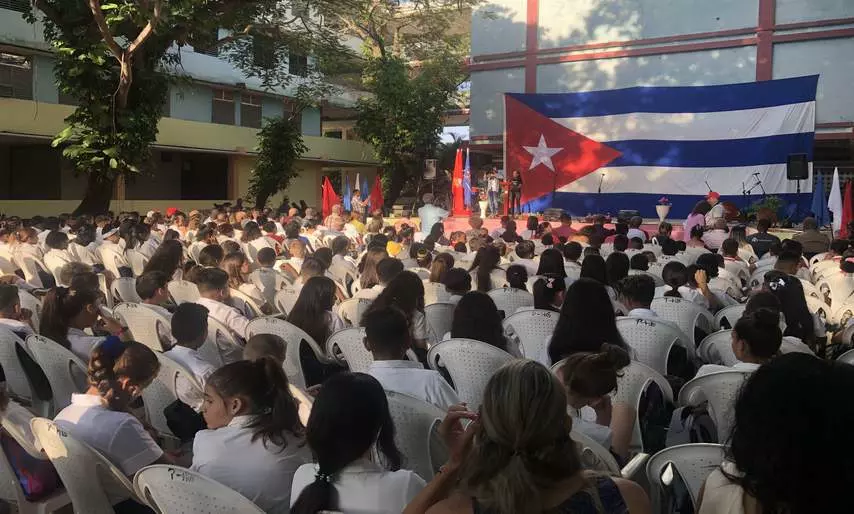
[{"x1": 505, "y1": 95, "x2": 623, "y2": 204}]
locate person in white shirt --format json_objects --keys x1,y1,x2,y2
[
  {"x1": 286, "y1": 276, "x2": 347, "y2": 386},
  {"x1": 721, "y1": 238, "x2": 754, "y2": 280},
  {"x1": 696, "y1": 306, "x2": 782, "y2": 378},
  {"x1": 193, "y1": 267, "x2": 252, "y2": 341},
  {"x1": 701, "y1": 218, "x2": 730, "y2": 251},
  {"x1": 362, "y1": 271, "x2": 429, "y2": 357},
  {"x1": 0, "y1": 284, "x2": 36, "y2": 338},
  {"x1": 165, "y1": 303, "x2": 217, "y2": 411},
  {"x1": 626, "y1": 216, "x2": 648, "y2": 242},
  {"x1": 328, "y1": 236, "x2": 357, "y2": 284},
  {"x1": 67, "y1": 225, "x2": 102, "y2": 267},
  {"x1": 193, "y1": 358, "x2": 311, "y2": 513},
  {"x1": 40, "y1": 287, "x2": 129, "y2": 361},
  {"x1": 98, "y1": 226, "x2": 131, "y2": 277},
  {"x1": 220, "y1": 252, "x2": 268, "y2": 314},
  {"x1": 512, "y1": 240, "x2": 539, "y2": 277},
  {"x1": 43, "y1": 231, "x2": 74, "y2": 282},
  {"x1": 54, "y1": 340, "x2": 173, "y2": 479},
  {"x1": 618, "y1": 273, "x2": 658, "y2": 319},
  {"x1": 251, "y1": 248, "x2": 282, "y2": 305},
  {"x1": 354, "y1": 258, "x2": 403, "y2": 301},
  {"x1": 11, "y1": 227, "x2": 43, "y2": 270},
  {"x1": 417, "y1": 193, "x2": 449, "y2": 239},
  {"x1": 364, "y1": 305, "x2": 459, "y2": 411},
  {"x1": 134, "y1": 271, "x2": 175, "y2": 348},
  {"x1": 290, "y1": 372, "x2": 426, "y2": 513}
]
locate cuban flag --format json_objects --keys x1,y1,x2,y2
[{"x1": 504, "y1": 75, "x2": 818, "y2": 218}]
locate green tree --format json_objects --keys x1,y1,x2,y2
[{"x1": 26, "y1": 0, "x2": 353, "y2": 214}]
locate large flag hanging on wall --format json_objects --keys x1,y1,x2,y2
[{"x1": 504, "y1": 75, "x2": 819, "y2": 217}]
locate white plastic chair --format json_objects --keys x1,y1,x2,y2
[
  {"x1": 651, "y1": 297, "x2": 715, "y2": 347},
  {"x1": 811, "y1": 259, "x2": 838, "y2": 282},
  {"x1": 325, "y1": 327, "x2": 373, "y2": 372},
  {"x1": 838, "y1": 348, "x2": 854, "y2": 365},
  {"x1": 17, "y1": 289, "x2": 42, "y2": 335},
  {"x1": 125, "y1": 249, "x2": 148, "y2": 277},
  {"x1": 409, "y1": 267, "x2": 431, "y2": 280},
  {"x1": 805, "y1": 296, "x2": 831, "y2": 319},
  {"x1": 26, "y1": 335, "x2": 88, "y2": 413},
  {"x1": 167, "y1": 280, "x2": 200, "y2": 305},
  {"x1": 748, "y1": 267, "x2": 771, "y2": 288},
  {"x1": 502, "y1": 309, "x2": 559, "y2": 365},
  {"x1": 18, "y1": 257, "x2": 50, "y2": 288},
  {"x1": 809, "y1": 252, "x2": 829, "y2": 267},
  {"x1": 423, "y1": 281, "x2": 451, "y2": 305},
  {"x1": 831, "y1": 299, "x2": 854, "y2": 326},
  {"x1": 198, "y1": 316, "x2": 244, "y2": 367},
  {"x1": 426, "y1": 338, "x2": 514, "y2": 410},
  {"x1": 646, "y1": 444, "x2": 726, "y2": 512},
  {"x1": 98, "y1": 273, "x2": 113, "y2": 311},
  {"x1": 0, "y1": 328, "x2": 41, "y2": 408},
  {"x1": 229, "y1": 288, "x2": 265, "y2": 318},
  {"x1": 627, "y1": 269, "x2": 665, "y2": 287},
  {"x1": 110, "y1": 277, "x2": 142, "y2": 304},
  {"x1": 274, "y1": 286, "x2": 302, "y2": 316},
  {"x1": 140, "y1": 353, "x2": 201, "y2": 441},
  {"x1": 383, "y1": 391, "x2": 448, "y2": 481},
  {"x1": 133, "y1": 465, "x2": 264, "y2": 514},
  {"x1": 249, "y1": 268, "x2": 289, "y2": 305},
  {"x1": 487, "y1": 288, "x2": 535, "y2": 317},
  {"x1": 615, "y1": 317, "x2": 689, "y2": 375},
  {"x1": 30, "y1": 418, "x2": 139, "y2": 514},
  {"x1": 679, "y1": 370, "x2": 752, "y2": 440},
  {"x1": 697, "y1": 330, "x2": 737, "y2": 366},
  {"x1": 289, "y1": 384, "x2": 314, "y2": 427},
  {"x1": 714, "y1": 304, "x2": 746, "y2": 331},
  {"x1": 798, "y1": 278, "x2": 821, "y2": 300},
  {"x1": 424, "y1": 302, "x2": 456, "y2": 345},
  {"x1": 114, "y1": 303, "x2": 172, "y2": 352},
  {"x1": 335, "y1": 298, "x2": 372, "y2": 326},
  {"x1": 246, "y1": 317, "x2": 333, "y2": 389},
  {"x1": 571, "y1": 429, "x2": 621, "y2": 475}
]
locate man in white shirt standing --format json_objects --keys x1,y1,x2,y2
[
  {"x1": 486, "y1": 168, "x2": 502, "y2": 216},
  {"x1": 364, "y1": 305, "x2": 459, "y2": 411},
  {"x1": 705, "y1": 191, "x2": 724, "y2": 226},
  {"x1": 417, "y1": 193, "x2": 448, "y2": 237}
]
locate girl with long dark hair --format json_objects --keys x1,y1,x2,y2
[
  {"x1": 142, "y1": 239, "x2": 184, "y2": 280},
  {"x1": 450, "y1": 292, "x2": 509, "y2": 352},
  {"x1": 468, "y1": 246, "x2": 504, "y2": 292},
  {"x1": 362, "y1": 271, "x2": 428, "y2": 349},
  {"x1": 40, "y1": 287, "x2": 129, "y2": 360}
]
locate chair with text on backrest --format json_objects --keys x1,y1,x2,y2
[
  {"x1": 167, "y1": 280, "x2": 201, "y2": 305},
  {"x1": 246, "y1": 317, "x2": 333, "y2": 389},
  {"x1": 26, "y1": 335, "x2": 88, "y2": 415},
  {"x1": 426, "y1": 338, "x2": 514, "y2": 410},
  {"x1": 30, "y1": 418, "x2": 140, "y2": 514},
  {"x1": 502, "y1": 309, "x2": 559, "y2": 365},
  {"x1": 678, "y1": 370, "x2": 751, "y2": 441},
  {"x1": 133, "y1": 465, "x2": 264, "y2": 514},
  {"x1": 274, "y1": 286, "x2": 301, "y2": 316},
  {"x1": 615, "y1": 317, "x2": 688, "y2": 375},
  {"x1": 651, "y1": 296, "x2": 715, "y2": 347},
  {"x1": 113, "y1": 302, "x2": 171, "y2": 352},
  {"x1": 424, "y1": 302, "x2": 456, "y2": 346},
  {"x1": 228, "y1": 288, "x2": 264, "y2": 318},
  {"x1": 325, "y1": 327, "x2": 372, "y2": 372},
  {"x1": 488, "y1": 287, "x2": 534, "y2": 318},
  {"x1": 110, "y1": 278, "x2": 142, "y2": 305},
  {"x1": 381, "y1": 391, "x2": 449, "y2": 481}
]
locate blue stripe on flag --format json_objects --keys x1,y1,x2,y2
[
  {"x1": 508, "y1": 75, "x2": 819, "y2": 117},
  {"x1": 603, "y1": 132, "x2": 814, "y2": 168}
]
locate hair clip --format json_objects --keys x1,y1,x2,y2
[
  {"x1": 315, "y1": 471, "x2": 334, "y2": 483},
  {"x1": 546, "y1": 278, "x2": 554, "y2": 289}
]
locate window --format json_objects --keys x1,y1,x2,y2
[
  {"x1": 324, "y1": 130, "x2": 343, "y2": 139},
  {"x1": 211, "y1": 89, "x2": 235, "y2": 125},
  {"x1": 252, "y1": 37, "x2": 276, "y2": 68},
  {"x1": 288, "y1": 53, "x2": 308, "y2": 77},
  {"x1": 240, "y1": 93, "x2": 262, "y2": 129},
  {"x1": 0, "y1": 0, "x2": 29, "y2": 13},
  {"x1": 0, "y1": 53, "x2": 32, "y2": 100}
]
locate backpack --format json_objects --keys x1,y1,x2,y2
[
  {"x1": 638, "y1": 381, "x2": 674, "y2": 454},
  {"x1": 665, "y1": 402, "x2": 718, "y2": 447}
]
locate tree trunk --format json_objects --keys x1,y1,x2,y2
[
  {"x1": 254, "y1": 187, "x2": 274, "y2": 211},
  {"x1": 384, "y1": 163, "x2": 407, "y2": 209},
  {"x1": 73, "y1": 172, "x2": 115, "y2": 215}
]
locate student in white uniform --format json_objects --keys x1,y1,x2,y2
[
  {"x1": 290, "y1": 372, "x2": 425, "y2": 513},
  {"x1": 362, "y1": 271, "x2": 429, "y2": 357},
  {"x1": 353, "y1": 258, "x2": 402, "y2": 301},
  {"x1": 696, "y1": 308, "x2": 782, "y2": 378},
  {"x1": 193, "y1": 267, "x2": 252, "y2": 340},
  {"x1": 364, "y1": 306, "x2": 459, "y2": 411},
  {"x1": 43, "y1": 231, "x2": 74, "y2": 282},
  {"x1": 192, "y1": 358, "x2": 311, "y2": 513},
  {"x1": 40, "y1": 287, "x2": 129, "y2": 361},
  {"x1": 98, "y1": 227, "x2": 131, "y2": 277},
  {"x1": 54, "y1": 340, "x2": 173, "y2": 482},
  {"x1": 135, "y1": 271, "x2": 175, "y2": 348},
  {"x1": 0, "y1": 284, "x2": 36, "y2": 338},
  {"x1": 165, "y1": 303, "x2": 217, "y2": 410},
  {"x1": 286, "y1": 276, "x2": 346, "y2": 387},
  {"x1": 560, "y1": 343, "x2": 636, "y2": 461}
]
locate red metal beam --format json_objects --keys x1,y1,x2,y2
[
  {"x1": 535, "y1": 37, "x2": 757, "y2": 66},
  {"x1": 773, "y1": 27, "x2": 854, "y2": 43},
  {"x1": 525, "y1": 0, "x2": 539, "y2": 93},
  {"x1": 756, "y1": 0, "x2": 775, "y2": 80}
]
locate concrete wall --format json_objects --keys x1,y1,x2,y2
[
  {"x1": 469, "y1": 68, "x2": 525, "y2": 136},
  {"x1": 775, "y1": 0, "x2": 854, "y2": 24},
  {"x1": 471, "y1": 0, "x2": 528, "y2": 55}
]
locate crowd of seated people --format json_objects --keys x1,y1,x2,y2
[{"x1": 0, "y1": 204, "x2": 851, "y2": 514}]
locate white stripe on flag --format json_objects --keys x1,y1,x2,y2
[
  {"x1": 555, "y1": 164, "x2": 811, "y2": 196},
  {"x1": 551, "y1": 101, "x2": 815, "y2": 142}
]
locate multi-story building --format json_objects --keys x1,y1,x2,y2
[
  {"x1": 469, "y1": 0, "x2": 854, "y2": 195},
  {"x1": 0, "y1": 2, "x2": 379, "y2": 216}
]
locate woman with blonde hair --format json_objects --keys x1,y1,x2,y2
[
  {"x1": 358, "y1": 247, "x2": 389, "y2": 289},
  {"x1": 220, "y1": 252, "x2": 268, "y2": 313},
  {"x1": 406, "y1": 360, "x2": 650, "y2": 514}
]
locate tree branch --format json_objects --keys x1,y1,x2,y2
[
  {"x1": 127, "y1": 0, "x2": 162, "y2": 56},
  {"x1": 87, "y1": 0, "x2": 124, "y2": 60}
]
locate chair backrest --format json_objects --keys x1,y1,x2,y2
[
  {"x1": 246, "y1": 317, "x2": 328, "y2": 389},
  {"x1": 409, "y1": 267, "x2": 431, "y2": 280},
  {"x1": 487, "y1": 288, "x2": 535, "y2": 318},
  {"x1": 832, "y1": 299, "x2": 854, "y2": 326},
  {"x1": 336, "y1": 298, "x2": 372, "y2": 326},
  {"x1": 229, "y1": 288, "x2": 264, "y2": 318},
  {"x1": 748, "y1": 268, "x2": 771, "y2": 288},
  {"x1": 502, "y1": 309, "x2": 559, "y2": 365},
  {"x1": 646, "y1": 443, "x2": 726, "y2": 511},
  {"x1": 423, "y1": 281, "x2": 451, "y2": 305},
  {"x1": 424, "y1": 302, "x2": 456, "y2": 345},
  {"x1": 679, "y1": 370, "x2": 752, "y2": 440},
  {"x1": 714, "y1": 304, "x2": 746, "y2": 330},
  {"x1": 818, "y1": 273, "x2": 854, "y2": 307},
  {"x1": 111, "y1": 277, "x2": 142, "y2": 304},
  {"x1": 0, "y1": 328, "x2": 36, "y2": 404},
  {"x1": 140, "y1": 353, "x2": 202, "y2": 439},
  {"x1": 805, "y1": 296, "x2": 831, "y2": 323},
  {"x1": 570, "y1": 429, "x2": 621, "y2": 475},
  {"x1": 615, "y1": 317, "x2": 682, "y2": 375},
  {"x1": 167, "y1": 280, "x2": 201, "y2": 305},
  {"x1": 133, "y1": 465, "x2": 265, "y2": 513},
  {"x1": 274, "y1": 286, "x2": 301, "y2": 316},
  {"x1": 697, "y1": 330, "x2": 737, "y2": 365},
  {"x1": 31, "y1": 418, "x2": 137, "y2": 514},
  {"x1": 126, "y1": 249, "x2": 148, "y2": 277},
  {"x1": 646, "y1": 261, "x2": 665, "y2": 279},
  {"x1": 198, "y1": 316, "x2": 244, "y2": 367},
  {"x1": 18, "y1": 290, "x2": 42, "y2": 335},
  {"x1": 18, "y1": 257, "x2": 49, "y2": 288},
  {"x1": 838, "y1": 348, "x2": 854, "y2": 365},
  {"x1": 651, "y1": 296, "x2": 714, "y2": 346},
  {"x1": 289, "y1": 384, "x2": 314, "y2": 427},
  {"x1": 628, "y1": 269, "x2": 665, "y2": 287},
  {"x1": 114, "y1": 303, "x2": 171, "y2": 352},
  {"x1": 26, "y1": 334, "x2": 88, "y2": 412},
  {"x1": 383, "y1": 391, "x2": 448, "y2": 481},
  {"x1": 426, "y1": 338, "x2": 514, "y2": 409},
  {"x1": 325, "y1": 327, "x2": 373, "y2": 373}
]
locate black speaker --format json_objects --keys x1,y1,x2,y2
[{"x1": 787, "y1": 153, "x2": 809, "y2": 180}]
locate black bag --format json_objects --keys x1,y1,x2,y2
[
  {"x1": 164, "y1": 400, "x2": 206, "y2": 443},
  {"x1": 638, "y1": 381, "x2": 674, "y2": 454}
]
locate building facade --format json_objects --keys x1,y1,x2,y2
[
  {"x1": 469, "y1": 0, "x2": 854, "y2": 202},
  {"x1": 0, "y1": 3, "x2": 379, "y2": 217}
]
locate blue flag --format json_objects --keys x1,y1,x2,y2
[
  {"x1": 361, "y1": 176, "x2": 370, "y2": 201},
  {"x1": 811, "y1": 172, "x2": 828, "y2": 225},
  {"x1": 463, "y1": 147, "x2": 472, "y2": 208},
  {"x1": 343, "y1": 174, "x2": 352, "y2": 211}
]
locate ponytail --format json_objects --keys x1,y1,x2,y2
[
  {"x1": 39, "y1": 287, "x2": 100, "y2": 349},
  {"x1": 429, "y1": 252, "x2": 454, "y2": 283},
  {"x1": 662, "y1": 261, "x2": 687, "y2": 298},
  {"x1": 533, "y1": 274, "x2": 565, "y2": 310},
  {"x1": 88, "y1": 339, "x2": 160, "y2": 411},
  {"x1": 206, "y1": 358, "x2": 302, "y2": 449},
  {"x1": 733, "y1": 308, "x2": 783, "y2": 359},
  {"x1": 561, "y1": 343, "x2": 631, "y2": 398}
]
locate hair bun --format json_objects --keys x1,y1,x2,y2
[
  {"x1": 751, "y1": 307, "x2": 780, "y2": 328},
  {"x1": 599, "y1": 343, "x2": 631, "y2": 369}
]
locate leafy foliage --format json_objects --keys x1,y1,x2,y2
[{"x1": 249, "y1": 116, "x2": 308, "y2": 210}]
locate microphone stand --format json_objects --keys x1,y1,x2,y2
[{"x1": 598, "y1": 173, "x2": 605, "y2": 194}]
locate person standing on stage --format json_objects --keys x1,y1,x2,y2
[
  {"x1": 350, "y1": 190, "x2": 365, "y2": 219},
  {"x1": 705, "y1": 191, "x2": 724, "y2": 226},
  {"x1": 509, "y1": 170, "x2": 523, "y2": 216},
  {"x1": 487, "y1": 168, "x2": 501, "y2": 217}
]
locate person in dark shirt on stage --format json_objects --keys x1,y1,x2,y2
[
  {"x1": 746, "y1": 218, "x2": 781, "y2": 258},
  {"x1": 793, "y1": 217, "x2": 830, "y2": 259}
]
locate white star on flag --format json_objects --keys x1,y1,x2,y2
[{"x1": 523, "y1": 134, "x2": 563, "y2": 172}]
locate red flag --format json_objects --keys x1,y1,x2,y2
[
  {"x1": 451, "y1": 148, "x2": 465, "y2": 215},
  {"x1": 321, "y1": 177, "x2": 340, "y2": 218},
  {"x1": 842, "y1": 181, "x2": 853, "y2": 238},
  {"x1": 369, "y1": 174, "x2": 384, "y2": 213}
]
